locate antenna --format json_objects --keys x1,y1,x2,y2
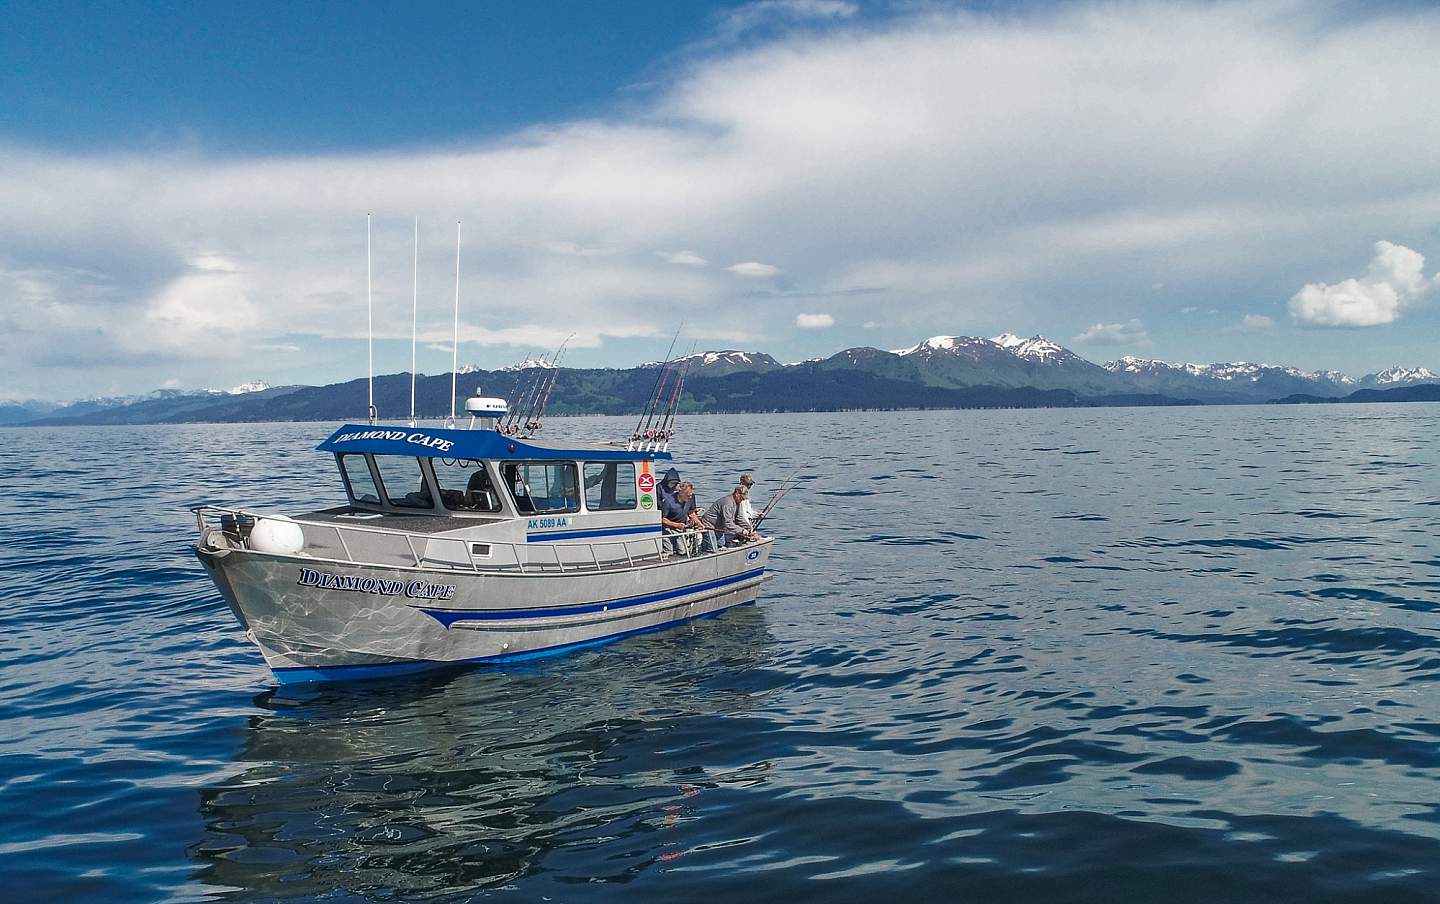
[
  {"x1": 366, "y1": 213, "x2": 376, "y2": 424},
  {"x1": 409, "y1": 216, "x2": 418, "y2": 427},
  {"x1": 449, "y1": 220, "x2": 461, "y2": 427}
]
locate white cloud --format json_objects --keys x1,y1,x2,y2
[
  {"x1": 1073, "y1": 319, "x2": 1150, "y2": 346},
  {"x1": 1225, "y1": 313, "x2": 1275, "y2": 334},
  {"x1": 728, "y1": 261, "x2": 780, "y2": 278},
  {"x1": 721, "y1": 0, "x2": 857, "y2": 37},
  {"x1": 795, "y1": 312, "x2": 835, "y2": 328},
  {"x1": 658, "y1": 250, "x2": 708, "y2": 266},
  {"x1": 862, "y1": 320, "x2": 880, "y2": 329},
  {"x1": 1288, "y1": 241, "x2": 1436, "y2": 327},
  {"x1": 253, "y1": 343, "x2": 302, "y2": 353},
  {"x1": 191, "y1": 254, "x2": 238, "y2": 272},
  {"x1": 7, "y1": 3, "x2": 1440, "y2": 396},
  {"x1": 539, "y1": 241, "x2": 613, "y2": 257}
]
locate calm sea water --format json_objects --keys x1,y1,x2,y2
[{"x1": 3, "y1": 404, "x2": 1440, "y2": 902}]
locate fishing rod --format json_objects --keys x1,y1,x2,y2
[
  {"x1": 501, "y1": 354, "x2": 527, "y2": 434},
  {"x1": 752, "y1": 468, "x2": 804, "y2": 531},
  {"x1": 654, "y1": 342, "x2": 696, "y2": 448},
  {"x1": 500, "y1": 362, "x2": 527, "y2": 434},
  {"x1": 643, "y1": 361, "x2": 679, "y2": 445},
  {"x1": 503, "y1": 354, "x2": 544, "y2": 435},
  {"x1": 511, "y1": 359, "x2": 548, "y2": 433},
  {"x1": 524, "y1": 333, "x2": 574, "y2": 434},
  {"x1": 633, "y1": 326, "x2": 682, "y2": 446},
  {"x1": 635, "y1": 355, "x2": 676, "y2": 445},
  {"x1": 517, "y1": 335, "x2": 571, "y2": 433}
]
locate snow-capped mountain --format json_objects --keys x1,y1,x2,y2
[
  {"x1": 1104, "y1": 356, "x2": 1440, "y2": 389},
  {"x1": 1102, "y1": 356, "x2": 1352, "y2": 399},
  {"x1": 1369, "y1": 366, "x2": 1437, "y2": 386},
  {"x1": 990, "y1": 334, "x2": 1085, "y2": 365},
  {"x1": 1104, "y1": 356, "x2": 1353, "y2": 386},
  {"x1": 227, "y1": 380, "x2": 271, "y2": 394},
  {"x1": 882, "y1": 333, "x2": 1115, "y2": 393},
  {"x1": 894, "y1": 333, "x2": 1081, "y2": 366},
  {"x1": 641, "y1": 350, "x2": 782, "y2": 375},
  {"x1": 1102, "y1": 356, "x2": 1440, "y2": 400},
  {"x1": 492, "y1": 358, "x2": 555, "y2": 372},
  {"x1": 892, "y1": 335, "x2": 997, "y2": 356}
]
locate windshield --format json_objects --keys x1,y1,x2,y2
[
  {"x1": 434, "y1": 459, "x2": 503, "y2": 514},
  {"x1": 339, "y1": 454, "x2": 380, "y2": 505},
  {"x1": 372, "y1": 456, "x2": 434, "y2": 510}
]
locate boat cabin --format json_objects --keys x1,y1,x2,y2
[{"x1": 314, "y1": 422, "x2": 673, "y2": 548}]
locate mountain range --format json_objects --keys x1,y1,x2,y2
[{"x1": 5, "y1": 334, "x2": 1436, "y2": 426}]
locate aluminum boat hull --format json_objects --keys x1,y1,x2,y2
[{"x1": 195, "y1": 540, "x2": 772, "y2": 684}]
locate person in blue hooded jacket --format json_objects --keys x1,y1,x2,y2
[{"x1": 657, "y1": 467, "x2": 681, "y2": 509}]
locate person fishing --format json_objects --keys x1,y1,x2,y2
[
  {"x1": 660, "y1": 480, "x2": 702, "y2": 555},
  {"x1": 737, "y1": 472, "x2": 757, "y2": 525},
  {"x1": 700, "y1": 484, "x2": 757, "y2": 553}
]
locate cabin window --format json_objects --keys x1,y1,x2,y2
[
  {"x1": 373, "y1": 456, "x2": 435, "y2": 510},
  {"x1": 339, "y1": 454, "x2": 381, "y2": 505},
  {"x1": 584, "y1": 462, "x2": 637, "y2": 511},
  {"x1": 434, "y1": 459, "x2": 503, "y2": 513},
  {"x1": 502, "y1": 461, "x2": 580, "y2": 514}
]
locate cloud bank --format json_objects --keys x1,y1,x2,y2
[{"x1": 5, "y1": 1, "x2": 1440, "y2": 397}]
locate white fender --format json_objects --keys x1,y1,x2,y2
[{"x1": 248, "y1": 517, "x2": 306, "y2": 556}]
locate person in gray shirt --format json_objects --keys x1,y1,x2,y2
[{"x1": 700, "y1": 485, "x2": 756, "y2": 553}]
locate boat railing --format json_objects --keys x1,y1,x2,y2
[{"x1": 191, "y1": 505, "x2": 726, "y2": 576}]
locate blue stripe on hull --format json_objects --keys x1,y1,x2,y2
[
  {"x1": 271, "y1": 590, "x2": 762, "y2": 685},
  {"x1": 420, "y1": 567, "x2": 766, "y2": 626},
  {"x1": 527, "y1": 524, "x2": 661, "y2": 542}
]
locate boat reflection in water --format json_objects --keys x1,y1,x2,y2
[{"x1": 189, "y1": 606, "x2": 775, "y2": 898}]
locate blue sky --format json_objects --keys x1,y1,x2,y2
[
  {"x1": 1, "y1": 2, "x2": 735, "y2": 153},
  {"x1": 3, "y1": 0, "x2": 1440, "y2": 400}
]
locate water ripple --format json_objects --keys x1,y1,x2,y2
[{"x1": 2, "y1": 406, "x2": 1439, "y2": 900}]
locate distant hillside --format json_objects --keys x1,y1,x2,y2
[
  {"x1": 1271, "y1": 383, "x2": 1440, "y2": 405},
  {"x1": 12, "y1": 332, "x2": 1436, "y2": 426},
  {"x1": 22, "y1": 385, "x2": 306, "y2": 426}
]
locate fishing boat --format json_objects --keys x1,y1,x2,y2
[
  {"x1": 192, "y1": 383, "x2": 774, "y2": 684},
  {"x1": 191, "y1": 218, "x2": 774, "y2": 684}
]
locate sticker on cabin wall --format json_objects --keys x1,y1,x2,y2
[
  {"x1": 637, "y1": 473, "x2": 655, "y2": 493},
  {"x1": 640, "y1": 493, "x2": 654, "y2": 510}
]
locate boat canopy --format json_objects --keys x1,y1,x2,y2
[{"x1": 317, "y1": 424, "x2": 672, "y2": 463}]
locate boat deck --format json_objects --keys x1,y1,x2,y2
[
  {"x1": 296, "y1": 506, "x2": 507, "y2": 534},
  {"x1": 197, "y1": 505, "x2": 713, "y2": 575}
]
